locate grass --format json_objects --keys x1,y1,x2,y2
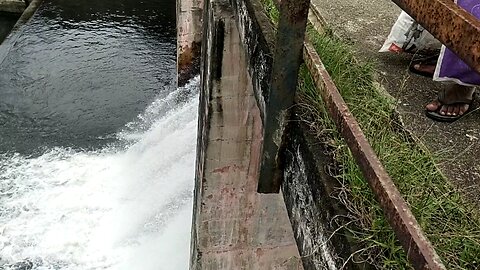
[{"x1": 260, "y1": 0, "x2": 480, "y2": 269}]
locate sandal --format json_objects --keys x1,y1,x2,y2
[
  {"x1": 409, "y1": 55, "x2": 438, "y2": 78},
  {"x1": 425, "y1": 88, "x2": 475, "y2": 122}
]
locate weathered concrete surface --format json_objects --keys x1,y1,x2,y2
[
  {"x1": 0, "y1": 0, "x2": 25, "y2": 13},
  {"x1": 312, "y1": 0, "x2": 480, "y2": 206},
  {"x1": 177, "y1": 0, "x2": 203, "y2": 85},
  {"x1": 229, "y1": 0, "x2": 276, "y2": 121},
  {"x1": 282, "y1": 111, "x2": 359, "y2": 270},
  {"x1": 191, "y1": 1, "x2": 303, "y2": 269}
]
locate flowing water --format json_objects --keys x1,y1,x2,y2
[{"x1": 0, "y1": 0, "x2": 197, "y2": 269}]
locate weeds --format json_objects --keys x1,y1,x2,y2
[{"x1": 260, "y1": 0, "x2": 480, "y2": 268}]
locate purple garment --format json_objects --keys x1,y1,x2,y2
[{"x1": 436, "y1": 0, "x2": 480, "y2": 86}]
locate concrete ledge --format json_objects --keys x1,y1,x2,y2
[
  {"x1": 0, "y1": 0, "x2": 25, "y2": 13},
  {"x1": 0, "y1": 0, "x2": 43, "y2": 63},
  {"x1": 230, "y1": 0, "x2": 277, "y2": 122}
]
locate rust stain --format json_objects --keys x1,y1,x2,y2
[
  {"x1": 212, "y1": 164, "x2": 245, "y2": 174},
  {"x1": 220, "y1": 187, "x2": 236, "y2": 199},
  {"x1": 255, "y1": 248, "x2": 264, "y2": 257},
  {"x1": 178, "y1": 42, "x2": 200, "y2": 71}
]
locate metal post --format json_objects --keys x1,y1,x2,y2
[{"x1": 257, "y1": 0, "x2": 311, "y2": 193}]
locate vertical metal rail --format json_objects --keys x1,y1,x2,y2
[{"x1": 257, "y1": 0, "x2": 311, "y2": 193}]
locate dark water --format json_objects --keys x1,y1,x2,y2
[
  {"x1": 0, "y1": 1, "x2": 197, "y2": 268},
  {"x1": 0, "y1": 12, "x2": 19, "y2": 43},
  {"x1": 0, "y1": 0, "x2": 176, "y2": 154}
]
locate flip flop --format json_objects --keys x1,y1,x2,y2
[
  {"x1": 409, "y1": 55, "x2": 438, "y2": 78},
  {"x1": 425, "y1": 89, "x2": 475, "y2": 122}
]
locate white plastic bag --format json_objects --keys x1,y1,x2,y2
[{"x1": 379, "y1": 11, "x2": 441, "y2": 53}]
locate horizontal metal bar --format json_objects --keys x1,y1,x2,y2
[
  {"x1": 392, "y1": 0, "x2": 480, "y2": 74},
  {"x1": 302, "y1": 39, "x2": 446, "y2": 270}
]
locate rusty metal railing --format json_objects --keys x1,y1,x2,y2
[
  {"x1": 302, "y1": 37, "x2": 446, "y2": 270},
  {"x1": 303, "y1": 4, "x2": 448, "y2": 269}
]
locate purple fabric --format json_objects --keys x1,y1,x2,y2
[{"x1": 437, "y1": 0, "x2": 480, "y2": 85}]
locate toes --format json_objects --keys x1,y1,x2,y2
[
  {"x1": 447, "y1": 105, "x2": 456, "y2": 116},
  {"x1": 413, "y1": 63, "x2": 436, "y2": 74},
  {"x1": 439, "y1": 105, "x2": 448, "y2": 115},
  {"x1": 439, "y1": 104, "x2": 469, "y2": 116},
  {"x1": 426, "y1": 99, "x2": 441, "y2": 111},
  {"x1": 451, "y1": 105, "x2": 460, "y2": 116},
  {"x1": 459, "y1": 104, "x2": 470, "y2": 115}
]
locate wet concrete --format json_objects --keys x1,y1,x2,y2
[
  {"x1": 177, "y1": 0, "x2": 203, "y2": 86},
  {"x1": 0, "y1": 0, "x2": 25, "y2": 13},
  {"x1": 191, "y1": 0, "x2": 303, "y2": 268},
  {"x1": 312, "y1": 0, "x2": 480, "y2": 206}
]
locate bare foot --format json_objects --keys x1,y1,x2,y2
[
  {"x1": 412, "y1": 63, "x2": 436, "y2": 76},
  {"x1": 409, "y1": 55, "x2": 438, "y2": 78}
]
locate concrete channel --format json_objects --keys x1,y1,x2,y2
[{"x1": 181, "y1": 0, "x2": 365, "y2": 268}]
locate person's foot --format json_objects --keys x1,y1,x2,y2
[
  {"x1": 425, "y1": 85, "x2": 475, "y2": 121},
  {"x1": 409, "y1": 55, "x2": 438, "y2": 78},
  {"x1": 411, "y1": 63, "x2": 436, "y2": 76}
]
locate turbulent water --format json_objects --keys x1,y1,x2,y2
[
  {"x1": 0, "y1": 0, "x2": 197, "y2": 269},
  {"x1": 0, "y1": 78, "x2": 199, "y2": 269}
]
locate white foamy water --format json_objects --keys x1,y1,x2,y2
[{"x1": 0, "y1": 78, "x2": 199, "y2": 270}]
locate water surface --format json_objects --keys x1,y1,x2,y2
[
  {"x1": 0, "y1": 0, "x2": 176, "y2": 154},
  {"x1": 0, "y1": 0, "x2": 197, "y2": 269}
]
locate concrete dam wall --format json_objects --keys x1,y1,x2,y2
[
  {"x1": 178, "y1": 0, "x2": 356, "y2": 269},
  {"x1": 177, "y1": 0, "x2": 203, "y2": 86},
  {"x1": 190, "y1": 1, "x2": 303, "y2": 268}
]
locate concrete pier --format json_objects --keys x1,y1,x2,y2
[
  {"x1": 177, "y1": 0, "x2": 203, "y2": 85},
  {"x1": 191, "y1": 1, "x2": 303, "y2": 269}
]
